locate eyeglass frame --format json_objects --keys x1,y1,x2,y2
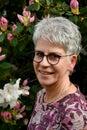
[{"x1": 33, "y1": 51, "x2": 73, "y2": 65}]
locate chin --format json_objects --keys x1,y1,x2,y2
[{"x1": 39, "y1": 81, "x2": 52, "y2": 88}]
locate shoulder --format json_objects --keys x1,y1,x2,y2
[
  {"x1": 60, "y1": 90, "x2": 87, "y2": 129},
  {"x1": 61, "y1": 84, "x2": 87, "y2": 105},
  {"x1": 67, "y1": 88, "x2": 86, "y2": 105},
  {"x1": 61, "y1": 88, "x2": 87, "y2": 110},
  {"x1": 54, "y1": 87, "x2": 87, "y2": 116}
]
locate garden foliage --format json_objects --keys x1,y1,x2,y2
[{"x1": 0, "y1": 0, "x2": 87, "y2": 129}]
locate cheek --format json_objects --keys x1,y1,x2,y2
[{"x1": 55, "y1": 61, "x2": 69, "y2": 75}]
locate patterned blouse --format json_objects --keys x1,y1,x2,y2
[{"x1": 27, "y1": 86, "x2": 87, "y2": 130}]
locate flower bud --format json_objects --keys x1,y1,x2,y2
[
  {"x1": 70, "y1": 0, "x2": 80, "y2": 15},
  {"x1": 7, "y1": 33, "x2": 13, "y2": 42},
  {"x1": 0, "y1": 17, "x2": 8, "y2": 32}
]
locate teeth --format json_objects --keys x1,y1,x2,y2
[
  {"x1": 41, "y1": 71, "x2": 48, "y2": 74},
  {"x1": 40, "y1": 71, "x2": 52, "y2": 75}
]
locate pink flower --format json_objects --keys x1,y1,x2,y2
[
  {"x1": 20, "y1": 105, "x2": 26, "y2": 113},
  {"x1": 22, "y1": 86, "x2": 30, "y2": 96},
  {"x1": 70, "y1": 0, "x2": 80, "y2": 15},
  {"x1": 70, "y1": 0, "x2": 79, "y2": 8},
  {"x1": 0, "y1": 54, "x2": 6, "y2": 61},
  {"x1": 0, "y1": 17, "x2": 8, "y2": 32},
  {"x1": 16, "y1": 113, "x2": 23, "y2": 119},
  {"x1": 7, "y1": 33, "x2": 14, "y2": 42},
  {"x1": 23, "y1": 79, "x2": 28, "y2": 86},
  {"x1": 17, "y1": 6, "x2": 35, "y2": 26},
  {"x1": 12, "y1": 24, "x2": 17, "y2": 31},
  {"x1": 15, "y1": 105, "x2": 26, "y2": 119},
  {"x1": 0, "y1": 47, "x2": 6, "y2": 61},
  {"x1": 17, "y1": 14, "x2": 24, "y2": 23},
  {"x1": 0, "y1": 111, "x2": 12, "y2": 120},
  {"x1": 0, "y1": 47, "x2": 2, "y2": 53},
  {"x1": 13, "y1": 101, "x2": 20, "y2": 110},
  {"x1": 0, "y1": 79, "x2": 29, "y2": 124},
  {"x1": 29, "y1": 0, "x2": 34, "y2": 5},
  {"x1": 22, "y1": 79, "x2": 30, "y2": 96}
]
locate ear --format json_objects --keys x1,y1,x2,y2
[{"x1": 68, "y1": 55, "x2": 77, "y2": 72}]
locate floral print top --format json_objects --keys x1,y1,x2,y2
[{"x1": 27, "y1": 86, "x2": 87, "y2": 130}]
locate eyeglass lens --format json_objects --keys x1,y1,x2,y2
[{"x1": 33, "y1": 51, "x2": 60, "y2": 65}]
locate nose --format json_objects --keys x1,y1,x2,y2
[{"x1": 40, "y1": 55, "x2": 50, "y2": 66}]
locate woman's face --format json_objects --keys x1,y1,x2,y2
[{"x1": 33, "y1": 39, "x2": 76, "y2": 88}]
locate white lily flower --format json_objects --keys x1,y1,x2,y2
[
  {"x1": 3, "y1": 78, "x2": 23, "y2": 108},
  {"x1": 4, "y1": 83, "x2": 17, "y2": 102},
  {"x1": 13, "y1": 78, "x2": 21, "y2": 89},
  {"x1": 0, "y1": 89, "x2": 8, "y2": 108},
  {"x1": 8, "y1": 100, "x2": 17, "y2": 108},
  {"x1": 0, "y1": 78, "x2": 29, "y2": 108},
  {"x1": 0, "y1": 89, "x2": 5, "y2": 104},
  {"x1": 0, "y1": 102, "x2": 8, "y2": 108}
]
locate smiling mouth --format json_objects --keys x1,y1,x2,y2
[{"x1": 39, "y1": 71, "x2": 53, "y2": 75}]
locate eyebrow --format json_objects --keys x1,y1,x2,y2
[{"x1": 35, "y1": 50, "x2": 63, "y2": 55}]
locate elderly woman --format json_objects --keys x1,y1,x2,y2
[{"x1": 27, "y1": 17, "x2": 87, "y2": 130}]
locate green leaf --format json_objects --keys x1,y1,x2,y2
[
  {"x1": 82, "y1": 18, "x2": 87, "y2": 28},
  {"x1": 27, "y1": 3, "x2": 40, "y2": 11},
  {"x1": 0, "y1": 62, "x2": 13, "y2": 70},
  {"x1": 0, "y1": 124, "x2": 8, "y2": 130},
  {"x1": 13, "y1": 24, "x2": 24, "y2": 34},
  {"x1": 46, "y1": 0, "x2": 51, "y2": 6},
  {"x1": 0, "y1": 62, "x2": 13, "y2": 79},
  {"x1": 0, "y1": 33, "x2": 5, "y2": 42},
  {"x1": 68, "y1": 16, "x2": 79, "y2": 24},
  {"x1": 11, "y1": 38, "x2": 18, "y2": 47},
  {"x1": 62, "y1": 2, "x2": 69, "y2": 9},
  {"x1": 80, "y1": 7, "x2": 87, "y2": 16},
  {"x1": 80, "y1": 18, "x2": 87, "y2": 34},
  {"x1": 19, "y1": 43, "x2": 26, "y2": 52},
  {"x1": 50, "y1": 8, "x2": 65, "y2": 15},
  {"x1": 65, "y1": 11, "x2": 73, "y2": 16}
]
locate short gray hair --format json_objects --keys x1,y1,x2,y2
[{"x1": 33, "y1": 17, "x2": 82, "y2": 55}]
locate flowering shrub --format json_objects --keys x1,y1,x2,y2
[
  {"x1": 0, "y1": 0, "x2": 87, "y2": 129},
  {"x1": 0, "y1": 78, "x2": 29, "y2": 129}
]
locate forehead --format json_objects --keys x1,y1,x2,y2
[{"x1": 35, "y1": 39, "x2": 66, "y2": 54}]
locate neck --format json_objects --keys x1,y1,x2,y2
[{"x1": 44, "y1": 79, "x2": 72, "y2": 103}]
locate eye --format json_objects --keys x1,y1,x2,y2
[
  {"x1": 49, "y1": 53, "x2": 61, "y2": 59},
  {"x1": 35, "y1": 51, "x2": 44, "y2": 57}
]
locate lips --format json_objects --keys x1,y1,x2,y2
[{"x1": 39, "y1": 70, "x2": 54, "y2": 75}]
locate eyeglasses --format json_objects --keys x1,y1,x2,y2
[{"x1": 33, "y1": 51, "x2": 73, "y2": 65}]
